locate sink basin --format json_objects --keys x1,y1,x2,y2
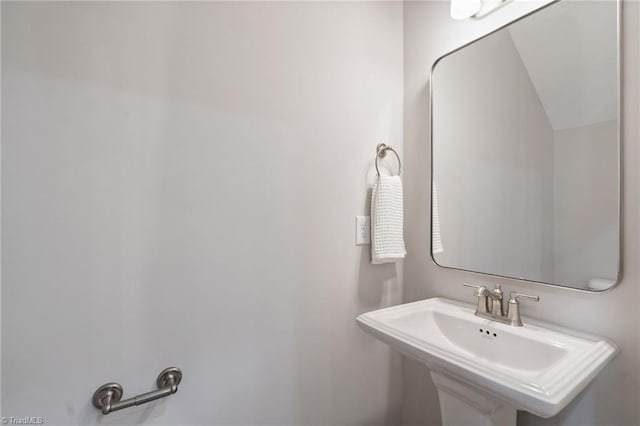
[{"x1": 357, "y1": 298, "x2": 617, "y2": 421}]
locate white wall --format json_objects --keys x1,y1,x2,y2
[
  {"x1": 403, "y1": 1, "x2": 640, "y2": 425},
  {"x1": 553, "y1": 120, "x2": 619, "y2": 288},
  {"x1": 1, "y1": 2, "x2": 404, "y2": 425},
  {"x1": 432, "y1": 29, "x2": 554, "y2": 283}
]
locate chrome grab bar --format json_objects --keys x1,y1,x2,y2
[{"x1": 92, "y1": 367, "x2": 182, "y2": 415}]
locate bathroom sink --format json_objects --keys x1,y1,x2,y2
[{"x1": 357, "y1": 298, "x2": 617, "y2": 419}]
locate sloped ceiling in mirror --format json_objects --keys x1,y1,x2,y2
[{"x1": 508, "y1": 1, "x2": 617, "y2": 131}]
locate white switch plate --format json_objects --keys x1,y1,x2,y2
[{"x1": 356, "y1": 216, "x2": 371, "y2": 245}]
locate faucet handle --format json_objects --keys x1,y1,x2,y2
[
  {"x1": 463, "y1": 283, "x2": 489, "y2": 296},
  {"x1": 507, "y1": 292, "x2": 539, "y2": 327},
  {"x1": 509, "y1": 292, "x2": 540, "y2": 303},
  {"x1": 464, "y1": 283, "x2": 490, "y2": 315}
]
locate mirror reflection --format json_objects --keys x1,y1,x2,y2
[{"x1": 431, "y1": 0, "x2": 619, "y2": 291}]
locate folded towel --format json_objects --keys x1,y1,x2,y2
[
  {"x1": 371, "y1": 175, "x2": 407, "y2": 264},
  {"x1": 432, "y1": 183, "x2": 444, "y2": 254}
]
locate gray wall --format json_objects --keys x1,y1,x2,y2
[
  {"x1": 403, "y1": 0, "x2": 639, "y2": 425},
  {"x1": 1, "y1": 2, "x2": 403, "y2": 424}
]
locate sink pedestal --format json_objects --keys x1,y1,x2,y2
[{"x1": 431, "y1": 372, "x2": 517, "y2": 426}]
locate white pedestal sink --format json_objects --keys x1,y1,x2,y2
[{"x1": 356, "y1": 298, "x2": 617, "y2": 426}]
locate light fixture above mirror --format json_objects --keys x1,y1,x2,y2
[
  {"x1": 450, "y1": 0, "x2": 482, "y2": 20},
  {"x1": 451, "y1": 0, "x2": 513, "y2": 20}
]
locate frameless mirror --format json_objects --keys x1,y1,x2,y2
[{"x1": 430, "y1": 0, "x2": 620, "y2": 291}]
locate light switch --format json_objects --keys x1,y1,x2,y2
[{"x1": 356, "y1": 216, "x2": 371, "y2": 245}]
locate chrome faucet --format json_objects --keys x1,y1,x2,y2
[
  {"x1": 463, "y1": 283, "x2": 539, "y2": 327},
  {"x1": 488, "y1": 284, "x2": 504, "y2": 317}
]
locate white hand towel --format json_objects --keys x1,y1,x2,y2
[
  {"x1": 371, "y1": 175, "x2": 407, "y2": 264},
  {"x1": 432, "y1": 183, "x2": 444, "y2": 254}
]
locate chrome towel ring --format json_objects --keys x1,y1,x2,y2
[{"x1": 375, "y1": 143, "x2": 401, "y2": 177}]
